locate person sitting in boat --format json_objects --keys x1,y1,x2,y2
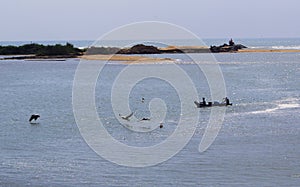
[
  {"x1": 225, "y1": 97, "x2": 229, "y2": 105},
  {"x1": 224, "y1": 97, "x2": 232, "y2": 105}
]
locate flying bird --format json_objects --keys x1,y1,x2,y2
[
  {"x1": 119, "y1": 112, "x2": 134, "y2": 121},
  {"x1": 29, "y1": 114, "x2": 40, "y2": 122},
  {"x1": 140, "y1": 117, "x2": 150, "y2": 121}
]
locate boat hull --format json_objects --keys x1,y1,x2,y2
[{"x1": 194, "y1": 101, "x2": 232, "y2": 108}]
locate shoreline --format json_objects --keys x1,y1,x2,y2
[{"x1": 1, "y1": 46, "x2": 300, "y2": 61}]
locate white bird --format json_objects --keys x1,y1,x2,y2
[{"x1": 119, "y1": 112, "x2": 134, "y2": 121}]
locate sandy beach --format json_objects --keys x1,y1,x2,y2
[
  {"x1": 80, "y1": 54, "x2": 173, "y2": 64},
  {"x1": 160, "y1": 45, "x2": 209, "y2": 50},
  {"x1": 79, "y1": 46, "x2": 300, "y2": 64}
]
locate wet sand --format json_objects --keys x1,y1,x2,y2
[
  {"x1": 80, "y1": 54, "x2": 173, "y2": 64},
  {"x1": 160, "y1": 45, "x2": 209, "y2": 50}
]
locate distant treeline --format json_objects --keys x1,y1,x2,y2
[{"x1": 0, "y1": 43, "x2": 84, "y2": 56}]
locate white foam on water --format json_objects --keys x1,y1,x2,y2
[
  {"x1": 271, "y1": 45, "x2": 300, "y2": 50},
  {"x1": 248, "y1": 45, "x2": 300, "y2": 50},
  {"x1": 250, "y1": 98, "x2": 300, "y2": 114}
]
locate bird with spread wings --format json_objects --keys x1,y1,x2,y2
[{"x1": 119, "y1": 112, "x2": 134, "y2": 121}]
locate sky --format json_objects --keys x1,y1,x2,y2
[{"x1": 1, "y1": 0, "x2": 300, "y2": 41}]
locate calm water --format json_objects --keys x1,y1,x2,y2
[{"x1": 1, "y1": 39, "x2": 300, "y2": 186}]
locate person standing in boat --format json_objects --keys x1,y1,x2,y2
[{"x1": 202, "y1": 97, "x2": 206, "y2": 106}]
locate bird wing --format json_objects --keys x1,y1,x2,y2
[
  {"x1": 126, "y1": 112, "x2": 134, "y2": 119},
  {"x1": 29, "y1": 115, "x2": 34, "y2": 122}
]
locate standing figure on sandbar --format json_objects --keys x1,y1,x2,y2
[{"x1": 229, "y1": 38, "x2": 235, "y2": 46}]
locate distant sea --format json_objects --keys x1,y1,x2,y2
[{"x1": 0, "y1": 38, "x2": 300, "y2": 186}]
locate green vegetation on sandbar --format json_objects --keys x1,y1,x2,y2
[{"x1": 0, "y1": 43, "x2": 84, "y2": 56}]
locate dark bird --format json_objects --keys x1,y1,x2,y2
[
  {"x1": 159, "y1": 122, "x2": 164, "y2": 128},
  {"x1": 29, "y1": 114, "x2": 40, "y2": 122},
  {"x1": 141, "y1": 97, "x2": 145, "y2": 103},
  {"x1": 119, "y1": 112, "x2": 134, "y2": 121},
  {"x1": 140, "y1": 117, "x2": 150, "y2": 121}
]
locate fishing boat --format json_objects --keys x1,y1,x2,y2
[{"x1": 194, "y1": 97, "x2": 232, "y2": 108}]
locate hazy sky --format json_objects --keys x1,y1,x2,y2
[{"x1": 1, "y1": 0, "x2": 300, "y2": 41}]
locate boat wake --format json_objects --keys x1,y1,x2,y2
[
  {"x1": 249, "y1": 98, "x2": 300, "y2": 115},
  {"x1": 250, "y1": 103, "x2": 299, "y2": 114}
]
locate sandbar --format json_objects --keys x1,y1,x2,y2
[{"x1": 80, "y1": 54, "x2": 173, "y2": 64}]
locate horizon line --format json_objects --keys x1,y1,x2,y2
[{"x1": 1, "y1": 36, "x2": 300, "y2": 43}]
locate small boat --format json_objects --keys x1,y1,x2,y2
[{"x1": 194, "y1": 97, "x2": 232, "y2": 108}]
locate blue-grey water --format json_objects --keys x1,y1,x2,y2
[{"x1": 1, "y1": 39, "x2": 300, "y2": 186}]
